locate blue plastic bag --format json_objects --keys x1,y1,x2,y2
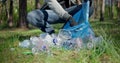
[{"x1": 63, "y1": 1, "x2": 95, "y2": 39}]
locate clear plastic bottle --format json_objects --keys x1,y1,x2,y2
[
  {"x1": 32, "y1": 47, "x2": 39, "y2": 54},
  {"x1": 61, "y1": 38, "x2": 83, "y2": 50},
  {"x1": 39, "y1": 33, "x2": 54, "y2": 46},
  {"x1": 87, "y1": 42, "x2": 94, "y2": 49},
  {"x1": 75, "y1": 38, "x2": 83, "y2": 49},
  {"x1": 30, "y1": 36, "x2": 40, "y2": 46},
  {"x1": 92, "y1": 36, "x2": 103, "y2": 46},
  {"x1": 58, "y1": 29, "x2": 72, "y2": 40},
  {"x1": 58, "y1": 29, "x2": 72, "y2": 45},
  {"x1": 86, "y1": 35, "x2": 103, "y2": 49},
  {"x1": 30, "y1": 36, "x2": 49, "y2": 54},
  {"x1": 19, "y1": 40, "x2": 31, "y2": 48}
]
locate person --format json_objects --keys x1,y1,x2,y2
[{"x1": 27, "y1": 0, "x2": 92, "y2": 34}]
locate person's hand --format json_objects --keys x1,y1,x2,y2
[{"x1": 69, "y1": 17, "x2": 78, "y2": 27}]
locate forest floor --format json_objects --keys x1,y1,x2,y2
[{"x1": 0, "y1": 20, "x2": 120, "y2": 63}]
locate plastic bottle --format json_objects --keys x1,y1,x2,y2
[
  {"x1": 61, "y1": 38, "x2": 83, "y2": 50},
  {"x1": 32, "y1": 47, "x2": 39, "y2": 54},
  {"x1": 19, "y1": 40, "x2": 31, "y2": 48},
  {"x1": 30, "y1": 36, "x2": 49, "y2": 54},
  {"x1": 87, "y1": 42, "x2": 94, "y2": 49},
  {"x1": 51, "y1": 33, "x2": 62, "y2": 47},
  {"x1": 32, "y1": 43, "x2": 49, "y2": 54},
  {"x1": 92, "y1": 36, "x2": 103, "y2": 46},
  {"x1": 75, "y1": 38, "x2": 83, "y2": 49},
  {"x1": 86, "y1": 35, "x2": 103, "y2": 49},
  {"x1": 39, "y1": 33, "x2": 54, "y2": 46},
  {"x1": 58, "y1": 29, "x2": 72, "y2": 40},
  {"x1": 58, "y1": 29, "x2": 72, "y2": 45},
  {"x1": 30, "y1": 36, "x2": 41, "y2": 46}
]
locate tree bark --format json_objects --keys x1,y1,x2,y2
[
  {"x1": 117, "y1": 1, "x2": 120, "y2": 21},
  {"x1": 35, "y1": 0, "x2": 41, "y2": 9},
  {"x1": 108, "y1": 0, "x2": 114, "y2": 19},
  {"x1": 100, "y1": 0, "x2": 105, "y2": 21},
  {"x1": 110, "y1": 0, "x2": 114, "y2": 19},
  {"x1": 18, "y1": 0, "x2": 28, "y2": 28},
  {"x1": 93, "y1": 0, "x2": 100, "y2": 19},
  {"x1": 0, "y1": 4, "x2": 2, "y2": 24},
  {"x1": 8, "y1": 0, "x2": 13, "y2": 27}
]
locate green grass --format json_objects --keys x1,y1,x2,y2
[{"x1": 0, "y1": 20, "x2": 120, "y2": 63}]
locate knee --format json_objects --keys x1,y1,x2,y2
[
  {"x1": 27, "y1": 11, "x2": 35, "y2": 23},
  {"x1": 27, "y1": 10, "x2": 44, "y2": 27},
  {"x1": 27, "y1": 11, "x2": 41, "y2": 27}
]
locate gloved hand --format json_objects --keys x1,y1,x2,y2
[
  {"x1": 69, "y1": 17, "x2": 78, "y2": 27},
  {"x1": 63, "y1": 12, "x2": 77, "y2": 27}
]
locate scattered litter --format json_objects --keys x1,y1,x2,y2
[{"x1": 19, "y1": 29, "x2": 103, "y2": 54}]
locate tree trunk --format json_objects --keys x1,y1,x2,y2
[
  {"x1": 112, "y1": 0, "x2": 115, "y2": 19},
  {"x1": 100, "y1": 0, "x2": 105, "y2": 21},
  {"x1": 4, "y1": 1, "x2": 8, "y2": 18},
  {"x1": 117, "y1": 1, "x2": 120, "y2": 21},
  {"x1": 0, "y1": 3, "x2": 2, "y2": 24},
  {"x1": 35, "y1": 0, "x2": 41, "y2": 9},
  {"x1": 110, "y1": 0, "x2": 114, "y2": 19},
  {"x1": 108, "y1": 0, "x2": 114, "y2": 19},
  {"x1": 8, "y1": 0, "x2": 13, "y2": 27},
  {"x1": 18, "y1": 0, "x2": 28, "y2": 28},
  {"x1": 108, "y1": 0, "x2": 111, "y2": 17},
  {"x1": 93, "y1": 0, "x2": 100, "y2": 19}
]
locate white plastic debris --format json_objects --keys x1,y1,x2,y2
[
  {"x1": 19, "y1": 40, "x2": 31, "y2": 48},
  {"x1": 19, "y1": 30, "x2": 103, "y2": 54}
]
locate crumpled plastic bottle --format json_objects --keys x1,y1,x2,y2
[
  {"x1": 30, "y1": 36, "x2": 49, "y2": 54},
  {"x1": 32, "y1": 45, "x2": 48, "y2": 54},
  {"x1": 39, "y1": 33, "x2": 54, "y2": 46},
  {"x1": 92, "y1": 36, "x2": 103, "y2": 46},
  {"x1": 30, "y1": 36, "x2": 41, "y2": 47},
  {"x1": 58, "y1": 29, "x2": 72, "y2": 40},
  {"x1": 57, "y1": 29, "x2": 72, "y2": 45},
  {"x1": 86, "y1": 35, "x2": 103, "y2": 49},
  {"x1": 19, "y1": 40, "x2": 31, "y2": 48},
  {"x1": 61, "y1": 38, "x2": 83, "y2": 50},
  {"x1": 74, "y1": 38, "x2": 83, "y2": 49}
]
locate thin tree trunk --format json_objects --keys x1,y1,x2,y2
[
  {"x1": 5, "y1": 1, "x2": 8, "y2": 18},
  {"x1": 0, "y1": 4, "x2": 2, "y2": 24},
  {"x1": 35, "y1": 0, "x2": 41, "y2": 9},
  {"x1": 108, "y1": 0, "x2": 113, "y2": 19},
  {"x1": 111, "y1": 0, "x2": 114, "y2": 19},
  {"x1": 108, "y1": 0, "x2": 111, "y2": 17},
  {"x1": 112, "y1": 0, "x2": 115, "y2": 19},
  {"x1": 8, "y1": 0, "x2": 13, "y2": 27},
  {"x1": 117, "y1": 1, "x2": 120, "y2": 21},
  {"x1": 100, "y1": 0, "x2": 105, "y2": 21},
  {"x1": 18, "y1": 0, "x2": 28, "y2": 28},
  {"x1": 94, "y1": 0, "x2": 99, "y2": 19}
]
